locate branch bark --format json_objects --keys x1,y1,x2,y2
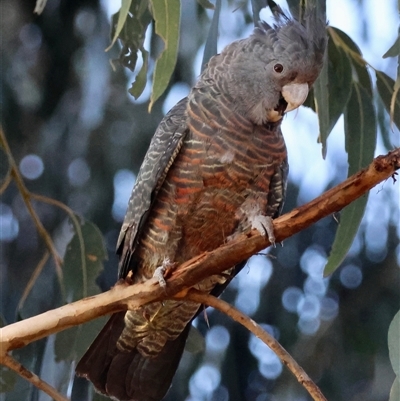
[
  {"x1": 1, "y1": 148, "x2": 398, "y2": 355},
  {"x1": 174, "y1": 289, "x2": 328, "y2": 401}
]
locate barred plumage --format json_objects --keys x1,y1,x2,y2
[{"x1": 76, "y1": 4, "x2": 327, "y2": 401}]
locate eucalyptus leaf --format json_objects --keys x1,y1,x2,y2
[
  {"x1": 313, "y1": 49, "x2": 329, "y2": 158},
  {"x1": 314, "y1": 33, "x2": 352, "y2": 158},
  {"x1": 376, "y1": 70, "x2": 400, "y2": 130},
  {"x1": 389, "y1": 378, "x2": 400, "y2": 401},
  {"x1": 0, "y1": 366, "x2": 17, "y2": 393},
  {"x1": 55, "y1": 217, "x2": 107, "y2": 362},
  {"x1": 185, "y1": 326, "x2": 206, "y2": 354},
  {"x1": 383, "y1": 35, "x2": 400, "y2": 58},
  {"x1": 107, "y1": 0, "x2": 132, "y2": 51},
  {"x1": 148, "y1": 0, "x2": 181, "y2": 110},
  {"x1": 197, "y1": 0, "x2": 215, "y2": 9},
  {"x1": 388, "y1": 310, "x2": 400, "y2": 377},
  {"x1": 110, "y1": 0, "x2": 152, "y2": 73},
  {"x1": 324, "y1": 83, "x2": 376, "y2": 276},
  {"x1": 202, "y1": 0, "x2": 221, "y2": 71},
  {"x1": 129, "y1": 48, "x2": 149, "y2": 99},
  {"x1": 330, "y1": 27, "x2": 373, "y2": 96}
]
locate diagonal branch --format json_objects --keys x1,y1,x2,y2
[
  {"x1": 173, "y1": 289, "x2": 328, "y2": 401},
  {"x1": 1, "y1": 354, "x2": 68, "y2": 401},
  {"x1": 1, "y1": 147, "x2": 398, "y2": 355}
]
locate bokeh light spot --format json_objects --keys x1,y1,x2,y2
[
  {"x1": 206, "y1": 325, "x2": 230, "y2": 353},
  {"x1": 19, "y1": 154, "x2": 44, "y2": 180},
  {"x1": 298, "y1": 316, "x2": 320, "y2": 335},
  {"x1": 68, "y1": 158, "x2": 90, "y2": 187},
  {"x1": 189, "y1": 364, "x2": 221, "y2": 398},
  {"x1": 339, "y1": 264, "x2": 363, "y2": 289},
  {"x1": 320, "y1": 296, "x2": 339, "y2": 321},
  {"x1": 282, "y1": 286, "x2": 303, "y2": 313},
  {"x1": 0, "y1": 203, "x2": 19, "y2": 242},
  {"x1": 297, "y1": 294, "x2": 321, "y2": 321},
  {"x1": 112, "y1": 169, "x2": 136, "y2": 222}
]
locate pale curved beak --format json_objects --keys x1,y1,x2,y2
[{"x1": 282, "y1": 83, "x2": 309, "y2": 112}]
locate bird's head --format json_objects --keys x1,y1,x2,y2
[{"x1": 203, "y1": 3, "x2": 327, "y2": 125}]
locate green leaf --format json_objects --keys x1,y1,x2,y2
[
  {"x1": 324, "y1": 83, "x2": 377, "y2": 276},
  {"x1": 376, "y1": 70, "x2": 400, "y2": 131},
  {"x1": 389, "y1": 378, "x2": 400, "y2": 401},
  {"x1": 383, "y1": 35, "x2": 400, "y2": 58},
  {"x1": 148, "y1": 0, "x2": 181, "y2": 111},
  {"x1": 376, "y1": 97, "x2": 394, "y2": 151},
  {"x1": 330, "y1": 28, "x2": 373, "y2": 96},
  {"x1": 0, "y1": 366, "x2": 17, "y2": 393},
  {"x1": 345, "y1": 84, "x2": 376, "y2": 175},
  {"x1": 55, "y1": 217, "x2": 107, "y2": 361},
  {"x1": 63, "y1": 217, "x2": 106, "y2": 300},
  {"x1": 388, "y1": 310, "x2": 400, "y2": 377},
  {"x1": 129, "y1": 48, "x2": 149, "y2": 99},
  {"x1": 185, "y1": 326, "x2": 206, "y2": 354},
  {"x1": 110, "y1": 0, "x2": 152, "y2": 73},
  {"x1": 313, "y1": 49, "x2": 329, "y2": 158},
  {"x1": 107, "y1": 0, "x2": 132, "y2": 51},
  {"x1": 202, "y1": 0, "x2": 221, "y2": 71},
  {"x1": 197, "y1": 0, "x2": 215, "y2": 9},
  {"x1": 314, "y1": 34, "x2": 353, "y2": 158}
]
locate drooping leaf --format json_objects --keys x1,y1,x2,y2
[
  {"x1": 313, "y1": 47, "x2": 329, "y2": 158},
  {"x1": 107, "y1": 0, "x2": 132, "y2": 51},
  {"x1": 129, "y1": 48, "x2": 149, "y2": 99},
  {"x1": 286, "y1": 0, "x2": 325, "y2": 23},
  {"x1": 376, "y1": 97, "x2": 395, "y2": 151},
  {"x1": 383, "y1": 35, "x2": 400, "y2": 58},
  {"x1": 110, "y1": 0, "x2": 152, "y2": 73},
  {"x1": 324, "y1": 83, "x2": 377, "y2": 276},
  {"x1": 388, "y1": 310, "x2": 400, "y2": 377},
  {"x1": 148, "y1": 0, "x2": 181, "y2": 111},
  {"x1": 185, "y1": 326, "x2": 206, "y2": 354},
  {"x1": 55, "y1": 217, "x2": 107, "y2": 361},
  {"x1": 314, "y1": 33, "x2": 353, "y2": 157},
  {"x1": 376, "y1": 70, "x2": 400, "y2": 130},
  {"x1": 202, "y1": 0, "x2": 221, "y2": 71},
  {"x1": 197, "y1": 0, "x2": 215, "y2": 9},
  {"x1": 330, "y1": 27, "x2": 373, "y2": 96},
  {"x1": 389, "y1": 378, "x2": 400, "y2": 401},
  {"x1": 0, "y1": 366, "x2": 17, "y2": 393}
]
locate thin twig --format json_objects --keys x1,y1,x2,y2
[
  {"x1": 0, "y1": 127, "x2": 63, "y2": 276},
  {"x1": 17, "y1": 251, "x2": 50, "y2": 311},
  {"x1": 174, "y1": 289, "x2": 328, "y2": 401},
  {"x1": 1, "y1": 354, "x2": 68, "y2": 401},
  {"x1": 30, "y1": 193, "x2": 88, "y2": 298}
]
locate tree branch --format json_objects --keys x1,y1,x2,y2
[
  {"x1": 174, "y1": 289, "x2": 328, "y2": 401},
  {"x1": 1, "y1": 354, "x2": 68, "y2": 401},
  {"x1": 1, "y1": 148, "x2": 398, "y2": 355}
]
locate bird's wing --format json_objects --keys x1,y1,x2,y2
[{"x1": 117, "y1": 97, "x2": 189, "y2": 279}]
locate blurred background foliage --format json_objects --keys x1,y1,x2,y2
[{"x1": 0, "y1": 0, "x2": 399, "y2": 400}]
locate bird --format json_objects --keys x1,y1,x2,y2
[{"x1": 76, "y1": 3, "x2": 327, "y2": 400}]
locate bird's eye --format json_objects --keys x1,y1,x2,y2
[{"x1": 274, "y1": 63, "x2": 284, "y2": 73}]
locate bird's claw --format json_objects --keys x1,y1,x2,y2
[
  {"x1": 153, "y1": 257, "x2": 175, "y2": 288},
  {"x1": 251, "y1": 215, "x2": 276, "y2": 246}
]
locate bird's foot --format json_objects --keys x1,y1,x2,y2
[
  {"x1": 251, "y1": 215, "x2": 276, "y2": 246},
  {"x1": 153, "y1": 257, "x2": 175, "y2": 288}
]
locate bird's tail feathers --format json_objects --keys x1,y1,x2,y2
[{"x1": 76, "y1": 312, "x2": 190, "y2": 401}]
